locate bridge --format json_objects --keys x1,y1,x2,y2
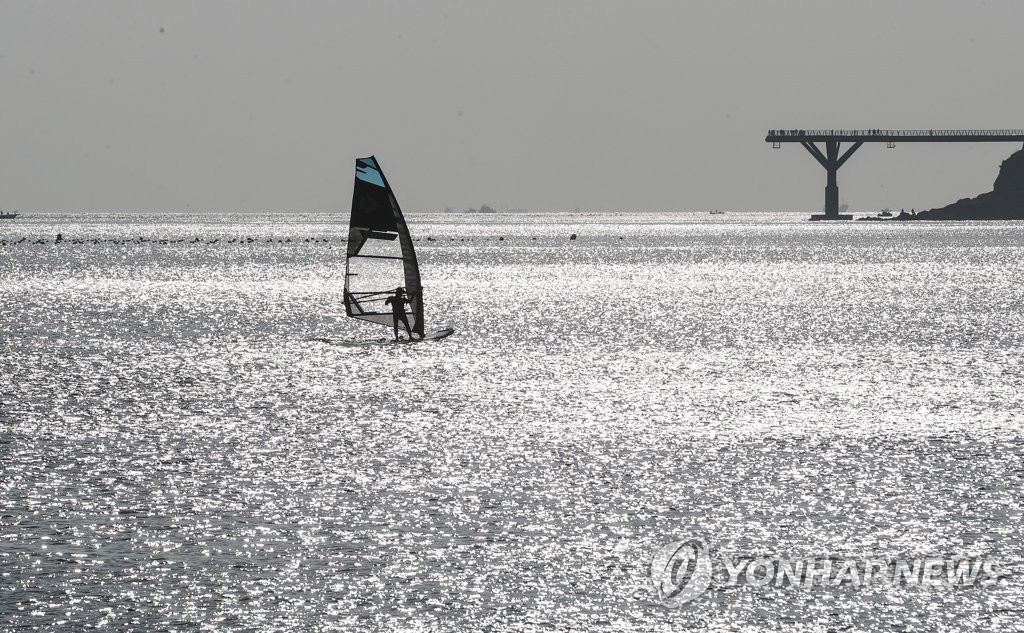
[{"x1": 765, "y1": 129, "x2": 1024, "y2": 220}]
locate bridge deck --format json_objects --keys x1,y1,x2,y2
[{"x1": 766, "y1": 129, "x2": 1024, "y2": 143}]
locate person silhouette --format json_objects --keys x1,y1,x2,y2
[{"x1": 384, "y1": 287, "x2": 414, "y2": 341}]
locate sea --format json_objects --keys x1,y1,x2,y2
[{"x1": 2, "y1": 211, "x2": 1022, "y2": 631}]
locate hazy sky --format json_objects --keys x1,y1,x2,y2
[{"x1": 2, "y1": 0, "x2": 1023, "y2": 213}]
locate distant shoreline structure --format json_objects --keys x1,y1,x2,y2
[{"x1": 450, "y1": 204, "x2": 530, "y2": 214}]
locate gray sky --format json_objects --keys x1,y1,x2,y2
[{"x1": 2, "y1": 0, "x2": 1023, "y2": 213}]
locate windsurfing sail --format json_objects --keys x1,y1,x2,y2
[{"x1": 344, "y1": 156, "x2": 424, "y2": 337}]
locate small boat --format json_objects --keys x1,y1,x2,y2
[
  {"x1": 709, "y1": 210, "x2": 725, "y2": 215},
  {"x1": 0, "y1": 211, "x2": 18, "y2": 219},
  {"x1": 343, "y1": 156, "x2": 453, "y2": 341}
]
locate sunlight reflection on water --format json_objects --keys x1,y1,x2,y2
[{"x1": 2, "y1": 213, "x2": 1023, "y2": 630}]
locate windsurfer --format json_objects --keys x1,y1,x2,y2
[{"x1": 384, "y1": 287, "x2": 417, "y2": 341}]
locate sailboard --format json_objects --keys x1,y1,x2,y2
[{"x1": 343, "y1": 156, "x2": 451, "y2": 341}]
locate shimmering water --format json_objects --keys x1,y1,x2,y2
[{"x1": 2, "y1": 212, "x2": 1023, "y2": 631}]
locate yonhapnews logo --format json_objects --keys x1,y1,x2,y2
[
  {"x1": 650, "y1": 539, "x2": 1006, "y2": 607},
  {"x1": 650, "y1": 540, "x2": 713, "y2": 607}
]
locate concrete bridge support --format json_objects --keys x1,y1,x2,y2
[{"x1": 800, "y1": 140, "x2": 862, "y2": 220}]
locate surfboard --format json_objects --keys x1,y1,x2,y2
[
  {"x1": 308, "y1": 327, "x2": 454, "y2": 346},
  {"x1": 393, "y1": 327, "x2": 456, "y2": 343},
  {"x1": 423, "y1": 327, "x2": 455, "y2": 341}
]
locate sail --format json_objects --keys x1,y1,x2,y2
[{"x1": 344, "y1": 156, "x2": 424, "y2": 336}]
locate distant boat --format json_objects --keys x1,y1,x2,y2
[
  {"x1": 0, "y1": 211, "x2": 18, "y2": 219},
  {"x1": 343, "y1": 156, "x2": 453, "y2": 341},
  {"x1": 709, "y1": 210, "x2": 725, "y2": 215},
  {"x1": 879, "y1": 209, "x2": 893, "y2": 217}
]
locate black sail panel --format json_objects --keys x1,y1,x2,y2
[
  {"x1": 351, "y1": 161, "x2": 398, "y2": 233},
  {"x1": 344, "y1": 156, "x2": 424, "y2": 336}
]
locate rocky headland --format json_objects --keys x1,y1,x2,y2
[{"x1": 897, "y1": 148, "x2": 1024, "y2": 220}]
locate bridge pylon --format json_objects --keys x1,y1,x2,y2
[{"x1": 799, "y1": 140, "x2": 862, "y2": 220}]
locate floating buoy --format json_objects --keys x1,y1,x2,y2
[{"x1": 569, "y1": 233, "x2": 577, "y2": 241}]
